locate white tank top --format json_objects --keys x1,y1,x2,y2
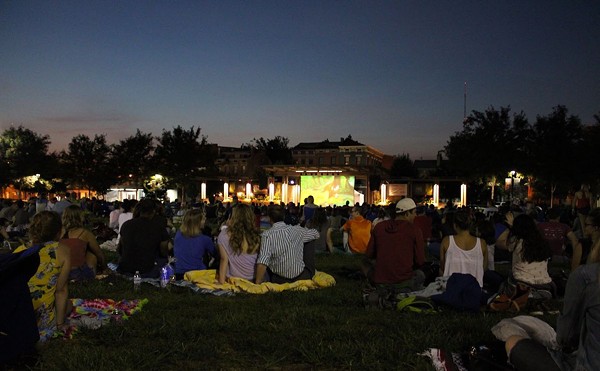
[{"x1": 443, "y1": 235, "x2": 484, "y2": 287}]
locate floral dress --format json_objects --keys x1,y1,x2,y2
[{"x1": 14, "y1": 241, "x2": 62, "y2": 341}]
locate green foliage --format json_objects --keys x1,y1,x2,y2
[
  {"x1": 443, "y1": 105, "x2": 600, "y2": 201},
  {"x1": 528, "y1": 106, "x2": 584, "y2": 194},
  {"x1": 61, "y1": 134, "x2": 116, "y2": 194},
  {"x1": 445, "y1": 106, "x2": 530, "y2": 180},
  {"x1": 390, "y1": 153, "x2": 418, "y2": 178},
  {"x1": 0, "y1": 125, "x2": 52, "y2": 187},
  {"x1": 111, "y1": 129, "x2": 155, "y2": 187},
  {"x1": 153, "y1": 126, "x2": 217, "y2": 194},
  {"x1": 249, "y1": 136, "x2": 293, "y2": 165}
]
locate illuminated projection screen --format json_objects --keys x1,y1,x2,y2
[{"x1": 300, "y1": 175, "x2": 355, "y2": 206}]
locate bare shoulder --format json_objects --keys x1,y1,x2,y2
[{"x1": 56, "y1": 241, "x2": 71, "y2": 263}]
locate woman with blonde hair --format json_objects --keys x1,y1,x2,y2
[
  {"x1": 14, "y1": 211, "x2": 71, "y2": 341},
  {"x1": 217, "y1": 204, "x2": 262, "y2": 284},
  {"x1": 61, "y1": 205, "x2": 106, "y2": 280},
  {"x1": 173, "y1": 208, "x2": 215, "y2": 279}
]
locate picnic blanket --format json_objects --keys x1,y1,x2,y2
[
  {"x1": 59, "y1": 298, "x2": 148, "y2": 339},
  {"x1": 184, "y1": 269, "x2": 336, "y2": 294},
  {"x1": 420, "y1": 348, "x2": 468, "y2": 371}
]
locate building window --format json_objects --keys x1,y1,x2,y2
[
  {"x1": 344, "y1": 155, "x2": 350, "y2": 165},
  {"x1": 308, "y1": 159, "x2": 314, "y2": 165},
  {"x1": 319, "y1": 157, "x2": 324, "y2": 165},
  {"x1": 331, "y1": 157, "x2": 336, "y2": 165}
]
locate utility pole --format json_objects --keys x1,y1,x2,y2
[{"x1": 463, "y1": 81, "x2": 467, "y2": 122}]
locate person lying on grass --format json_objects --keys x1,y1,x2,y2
[
  {"x1": 217, "y1": 204, "x2": 262, "y2": 284},
  {"x1": 14, "y1": 211, "x2": 71, "y2": 341}
]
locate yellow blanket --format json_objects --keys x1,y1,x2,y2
[{"x1": 184, "y1": 270, "x2": 336, "y2": 294}]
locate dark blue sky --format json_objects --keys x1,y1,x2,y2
[{"x1": 1, "y1": 1, "x2": 599, "y2": 158}]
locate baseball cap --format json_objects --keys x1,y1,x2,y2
[{"x1": 396, "y1": 198, "x2": 417, "y2": 212}]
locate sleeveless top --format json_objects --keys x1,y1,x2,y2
[
  {"x1": 443, "y1": 235, "x2": 484, "y2": 287},
  {"x1": 14, "y1": 241, "x2": 62, "y2": 341},
  {"x1": 60, "y1": 229, "x2": 87, "y2": 268}
]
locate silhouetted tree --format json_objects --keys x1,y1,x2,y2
[
  {"x1": 389, "y1": 153, "x2": 418, "y2": 178},
  {"x1": 62, "y1": 134, "x2": 115, "y2": 194},
  {"x1": 581, "y1": 112, "x2": 600, "y2": 186},
  {"x1": 528, "y1": 106, "x2": 584, "y2": 202},
  {"x1": 444, "y1": 106, "x2": 530, "y2": 201},
  {"x1": 248, "y1": 136, "x2": 293, "y2": 165},
  {"x1": 0, "y1": 126, "x2": 52, "y2": 189},
  {"x1": 111, "y1": 129, "x2": 155, "y2": 188},
  {"x1": 153, "y1": 126, "x2": 217, "y2": 200}
]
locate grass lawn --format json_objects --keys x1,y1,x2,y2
[{"x1": 31, "y1": 252, "x2": 559, "y2": 371}]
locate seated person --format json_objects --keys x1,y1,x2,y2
[
  {"x1": 538, "y1": 207, "x2": 581, "y2": 270},
  {"x1": 574, "y1": 208, "x2": 600, "y2": 269},
  {"x1": 497, "y1": 212, "x2": 553, "y2": 290},
  {"x1": 471, "y1": 217, "x2": 496, "y2": 270},
  {"x1": 440, "y1": 209, "x2": 487, "y2": 287},
  {"x1": 362, "y1": 198, "x2": 425, "y2": 291},
  {"x1": 13, "y1": 211, "x2": 71, "y2": 341},
  {"x1": 117, "y1": 199, "x2": 169, "y2": 278},
  {"x1": 11, "y1": 200, "x2": 29, "y2": 234},
  {"x1": 173, "y1": 208, "x2": 215, "y2": 280},
  {"x1": 0, "y1": 217, "x2": 11, "y2": 244},
  {"x1": 305, "y1": 207, "x2": 331, "y2": 254},
  {"x1": 341, "y1": 206, "x2": 372, "y2": 254},
  {"x1": 428, "y1": 210, "x2": 456, "y2": 260},
  {"x1": 61, "y1": 205, "x2": 107, "y2": 281},
  {"x1": 217, "y1": 204, "x2": 261, "y2": 283},
  {"x1": 255, "y1": 204, "x2": 319, "y2": 284},
  {"x1": 504, "y1": 245, "x2": 600, "y2": 370}
]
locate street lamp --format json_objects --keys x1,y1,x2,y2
[{"x1": 509, "y1": 170, "x2": 517, "y2": 204}]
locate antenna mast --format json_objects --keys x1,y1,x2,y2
[{"x1": 463, "y1": 81, "x2": 467, "y2": 121}]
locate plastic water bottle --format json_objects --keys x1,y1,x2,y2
[
  {"x1": 160, "y1": 266, "x2": 169, "y2": 288},
  {"x1": 133, "y1": 271, "x2": 141, "y2": 292}
]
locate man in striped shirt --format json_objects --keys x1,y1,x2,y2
[{"x1": 255, "y1": 204, "x2": 319, "y2": 284}]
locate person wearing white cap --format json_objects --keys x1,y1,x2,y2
[{"x1": 363, "y1": 197, "x2": 425, "y2": 290}]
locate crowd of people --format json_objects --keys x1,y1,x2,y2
[{"x1": 2, "y1": 187, "x2": 600, "y2": 370}]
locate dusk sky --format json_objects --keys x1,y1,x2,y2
[{"x1": 1, "y1": 1, "x2": 599, "y2": 159}]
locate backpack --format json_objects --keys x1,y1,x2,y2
[{"x1": 431, "y1": 273, "x2": 482, "y2": 313}]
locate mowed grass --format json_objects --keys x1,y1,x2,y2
[{"x1": 32, "y1": 252, "x2": 559, "y2": 371}]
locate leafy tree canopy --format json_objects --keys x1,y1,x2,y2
[
  {"x1": 62, "y1": 134, "x2": 115, "y2": 193},
  {"x1": 153, "y1": 126, "x2": 217, "y2": 190},
  {"x1": 390, "y1": 153, "x2": 418, "y2": 178},
  {"x1": 444, "y1": 106, "x2": 530, "y2": 180},
  {"x1": 111, "y1": 129, "x2": 155, "y2": 185},
  {"x1": 248, "y1": 136, "x2": 293, "y2": 165},
  {"x1": 0, "y1": 125, "x2": 51, "y2": 186}
]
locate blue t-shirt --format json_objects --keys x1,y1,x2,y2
[{"x1": 173, "y1": 231, "x2": 215, "y2": 274}]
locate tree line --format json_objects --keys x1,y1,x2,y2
[
  {"x1": 2, "y1": 104, "x2": 598, "y2": 203},
  {"x1": 0, "y1": 125, "x2": 293, "y2": 199},
  {"x1": 442, "y1": 105, "x2": 600, "y2": 203}
]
